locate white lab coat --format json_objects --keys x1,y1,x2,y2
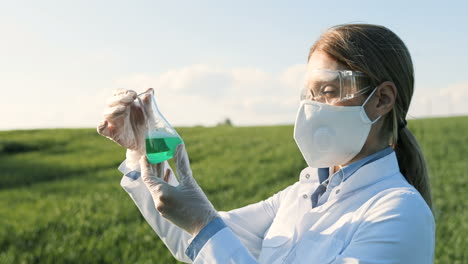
[{"x1": 120, "y1": 151, "x2": 435, "y2": 263}]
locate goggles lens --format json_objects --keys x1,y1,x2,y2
[{"x1": 300, "y1": 69, "x2": 372, "y2": 104}]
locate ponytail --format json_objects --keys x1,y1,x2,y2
[{"x1": 394, "y1": 125, "x2": 433, "y2": 210}]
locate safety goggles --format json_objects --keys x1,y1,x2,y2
[{"x1": 300, "y1": 69, "x2": 373, "y2": 104}]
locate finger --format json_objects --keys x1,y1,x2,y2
[
  {"x1": 97, "y1": 120, "x2": 108, "y2": 136},
  {"x1": 174, "y1": 144, "x2": 193, "y2": 186},
  {"x1": 140, "y1": 155, "x2": 155, "y2": 181},
  {"x1": 113, "y1": 88, "x2": 137, "y2": 97},
  {"x1": 113, "y1": 88, "x2": 128, "y2": 96},
  {"x1": 97, "y1": 120, "x2": 117, "y2": 139},
  {"x1": 107, "y1": 90, "x2": 137, "y2": 107},
  {"x1": 106, "y1": 94, "x2": 135, "y2": 108},
  {"x1": 103, "y1": 105, "x2": 127, "y2": 121},
  {"x1": 155, "y1": 162, "x2": 165, "y2": 178},
  {"x1": 140, "y1": 156, "x2": 167, "y2": 186},
  {"x1": 149, "y1": 162, "x2": 159, "y2": 174},
  {"x1": 164, "y1": 169, "x2": 171, "y2": 183}
]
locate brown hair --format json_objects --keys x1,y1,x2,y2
[{"x1": 309, "y1": 24, "x2": 432, "y2": 209}]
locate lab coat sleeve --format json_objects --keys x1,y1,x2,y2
[
  {"x1": 218, "y1": 191, "x2": 281, "y2": 259},
  {"x1": 120, "y1": 159, "x2": 285, "y2": 263},
  {"x1": 333, "y1": 190, "x2": 436, "y2": 264},
  {"x1": 192, "y1": 223, "x2": 259, "y2": 263},
  {"x1": 120, "y1": 160, "x2": 193, "y2": 263},
  {"x1": 187, "y1": 186, "x2": 288, "y2": 262}
]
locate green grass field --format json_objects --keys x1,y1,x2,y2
[{"x1": 1, "y1": 116, "x2": 467, "y2": 263}]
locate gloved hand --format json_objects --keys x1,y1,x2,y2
[
  {"x1": 97, "y1": 88, "x2": 153, "y2": 169},
  {"x1": 140, "y1": 144, "x2": 219, "y2": 236}
]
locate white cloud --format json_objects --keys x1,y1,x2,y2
[
  {"x1": 409, "y1": 82, "x2": 468, "y2": 118},
  {"x1": 157, "y1": 65, "x2": 234, "y2": 97},
  {"x1": 279, "y1": 64, "x2": 307, "y2": 91},
  {"x1": 112, "y1": 64, "x2": 307, "y2": 126}
]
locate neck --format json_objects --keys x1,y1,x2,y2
[
  {"x1": 341, "y1": 143, "x2": 389, "y2": 167},
  {"x1": 331, "y1": 165, "x2": 341, "y2": 174}
]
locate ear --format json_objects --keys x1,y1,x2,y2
[{"x1": 374, "y1": 81, "x2": 397, "y2": 116}]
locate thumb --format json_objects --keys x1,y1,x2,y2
[
  {"x1": 174, "y1": 144, "x2": 194, "y2": 186},
  {"x1": 140, "y1": 156, "x2": 167, "y2": 187}
]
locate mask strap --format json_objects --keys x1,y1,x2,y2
[
  {"x1": 362, "y1": 87, "x2": 378, "y2": 107},
  {"x1": 362, "y1": 87, "x2": 382, "y2": 125}
]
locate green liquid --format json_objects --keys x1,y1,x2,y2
[{"x1": 145, "y1": 137, "x2": 183, "y2": 164}]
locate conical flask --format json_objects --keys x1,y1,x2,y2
[{"x1": 138, "y1": 89, "x2": 184, "y2": 164}]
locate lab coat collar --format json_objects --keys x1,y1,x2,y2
[
  {"x1": 299, "y1": 151, "x2": 401, "y2": 199},
  {"x1": 299, "y1": 167, "x2": 320, "y2": 184},
  {"x1": 338, "y1": 151, "x2": 401, "y2": 196}
]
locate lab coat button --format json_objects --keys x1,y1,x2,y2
[
  {"x1": 302, "y1": 194, "x2": 308, "y2": 199},
  {"x1": 305, "y1": 174, "x2": 310, "y2": 179},
  {"x1": 335, "y1": 189, "x2": 340, "y2": 194}
]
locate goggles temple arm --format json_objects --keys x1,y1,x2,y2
[{"x1": 341, "y1": 85, "x2": 373, "y2": 101}]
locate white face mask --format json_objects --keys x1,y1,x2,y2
[{"x1": 293, "y1": 88, "x2": 381, "y2": 168}]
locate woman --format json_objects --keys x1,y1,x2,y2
[{"x1": 98, "y1": 24, "x2": 435, "y2": 263}]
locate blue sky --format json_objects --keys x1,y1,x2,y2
[{"x1": 1, "y1": 0, "x2": 467, "y2": 130}]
